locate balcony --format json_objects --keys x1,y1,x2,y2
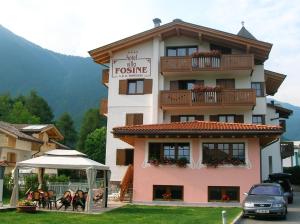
[
  {"x1": 281, "y1": 142, "x2": 294, "y2": 159},
  {"x1": 99, "y1": 99, "x2": 108, "y2": 116},
  {"x1": 102, "y1": 69, "x2": 109, "y2": 87},
  {"x1": 160, "y1": 88, "x2": 256, "y2": 110},
  {"x1": 160, "y1": 54, "x2": 254, "y2": 75}
]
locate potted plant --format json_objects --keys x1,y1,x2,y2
[
  {"x1": 162, "y1": 157, "x2": 176, "y2": 165},
  {"x1": 17, "y1": 199, "x2": 37, "y2": 213},
  {"x1": 149, "y1": 157, "x2": 160, "y2": 166},
  {"x1": 176, "y1": 157, "x2": 189, "y2": 168}
]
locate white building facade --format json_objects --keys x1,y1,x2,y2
[{"x1": 91, "y1": 19, "x2": 291, "y2": 183}]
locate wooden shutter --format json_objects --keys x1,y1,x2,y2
[
  {"x1": 234, "y1": 115, "x2": 244, "y2": 123},
  {"x1": 170, "y1": 80, "x2": 179, "y2": 90},
  {"x1": 119, "y1": 80, "x2": 128, "y2": 94},
  {"x1": 126, "y1": 113, "x2": 143, "y2": 125},
  {"x1": 144, "y1": 79, "x2": 153, "y2": 94},
  {"x1": 216, "y1": 79, "x2": 235, "y2": 89},
  {"x1": 171, "y1": 115, "x2": 180, "y2": 122},
  {"x1": 116, "y1": 149, "x2": 126, "y2": 165},
  {"x1": 133, "y1": 113, "x2": 143, "y2": 125},
  {"x1": 210, "y1": 115, "x2": 218, "y2": 121},
  {"x1": 194, "y1": 80, "x2": 204, "y2": 88},
  {"x1": 195, "y1": 115, "x2": 204, "y2": 121}
]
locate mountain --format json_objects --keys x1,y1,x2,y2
[
  {"x1": 270, "y1": 100, "x2": 300, "y2": 141},
  {"x1": 0, "y1": 25, "x2": 107, "y2": 127}
]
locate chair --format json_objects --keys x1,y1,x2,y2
[
  {"x1": 93, "y1": 189, "x2": 104, "y2": 202},
  {"x1": 72, "y1": 190, "x2": 86, "y2": 211},
  {"x1": 57, "y1": 191, "x2": 72, "y2": 210},
  {"x1": 32, "y1": 191, "x2": 41, "y2": 207},
  {"x1": 47, "y1": 190, "x2": 57, "y2": 210}
]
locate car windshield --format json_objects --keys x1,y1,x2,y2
[{"x1": 250, "y1": 185, "x2": 281, "y2": 196}]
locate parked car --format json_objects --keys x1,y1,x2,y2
[
  {"x1": 267, "y1": 173, "x2": 293, "y2": 204},
  {"x1": 242, "y1": 183, "x2": 288, "y2": 219}
]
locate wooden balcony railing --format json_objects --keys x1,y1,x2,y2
[
  {"x1": 102, "y1": 69, "x2": 109, "y2": 87},
  {"x1": 160, "y1": 54, "x2": 254, "y2": 74},
  {"x1": 281, "y1": 142, "x2": 294, "y2": 159},
  {"x1": 160, "y1": 89, "x2": 256, "y2": 108},
  {"x1": 99, "y1": 99, "x2": 108, "y2": 116}
]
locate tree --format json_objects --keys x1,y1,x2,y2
[
  {"x1": 83, "y1": 127, "x2": 106, "y2": 163},
  {"x1": 77, "y1": 108, "x2": 106, "y2": 150},
  {"x1": 56, "y1": 112, "x2": 77, "y2": 148},
  {"x1": 0, "y1": 93, "x2": 13, "y2": 121},
  {"x1": 7, "y1": 101, "x2": 40, "y2": 124},
  {"x1": 24, "y1": 90, "x2": 54, "y2": 123}
]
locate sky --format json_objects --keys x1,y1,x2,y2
[{"x1": 0, "y1": 0, "x2": 300, "y2": 106}]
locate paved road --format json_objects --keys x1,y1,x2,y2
[{"x1": 238, "y1": 192, "x2": 300, "y2": 224}]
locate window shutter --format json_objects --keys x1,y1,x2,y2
[
  {"x1": 126, "y1": 114, "x2": 134, "y2": 126},
  {"x1": 234, "y1": 115, "x2": 244, "y2": 123},
  {"x1": 170, "y1": 80, "x2": 179, "y2": 90},
  {"x1": 171, "y1": 115, "x2": 180, "y2": 122},
  {"x1": 260, "y1": 83, "x2": 265, "y2": 96},
  {"x1": 144, "y1": 79, "x2": 153, "y2": 94},
  {"x1": 133, "y1": 113, "x2": 143, "y2": 125},
  {"x1": 216, "y1": 79, "x2": 235, "y2": 89},
  {"x1": 195, "y1": 115, "x2": 204, "y2": 121},
  {"x1": 210, "y1": 115, "x2": 218, "y2": 121},
  {"x1": 194, "y1": 80, "x2": 204, "y2": 88},
  {"x1": 116, "y1": 149, "x2": 126, "y2": 165},
  {"x1": 119, "y1": 80, "x2": 128, "y2": 94}
]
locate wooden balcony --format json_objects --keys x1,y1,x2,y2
[
  {"x1": 160, "y1": 54, "x2": 254, "y2": 75},
  {"x1": 160, "y1": 89, "x2": 256, "y2": 109},
  {"x1": 99, "y1": 99, "x2": 108, "y2": 116},
  {"x1": 102, "y1": 69, "x2": 109, "y2": 87},
  {"x1": 281, "y1": 142, "x2": 294, "y2": 159}
]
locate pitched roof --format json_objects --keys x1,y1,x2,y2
[
  {"x1": 237, "y1": 26, "x2": 257, "y2": 40},
  {"x1": 12, "y1": 124, "x2": 64, "y2": 140},
  {"x1": 0, "y1": 121, "x2": 43, "y2": 144},
  {"x1": 113, "y1": 121, "x2": 282, "y2": 136},
  {"x1": 89, "y1": 20, "x2": 272, "y2": 64},
  {"x1": 267, "y1": 103, "x2": 293, "y2": 118},
  {"x1": 265, "y1": 70, "x2": 286, "y2": 96}
]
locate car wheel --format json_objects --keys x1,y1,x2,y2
[
  {"x1": 242, "y1": 211, "x2": 248, "y2": 218},
  {"x1": 280, "y1": 207, "x2": 287, "y2": 220}
]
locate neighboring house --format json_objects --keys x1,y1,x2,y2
[
  {"x1": 0, "y1": 121, "x2": 68, "y2": 174},
  {"x1": 89, "y1": 19, "x2": 290, "y2": 203},
  {"x1": 283, "y1": 141, "x2": 300, "y2": 167}
]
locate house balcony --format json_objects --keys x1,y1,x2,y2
[
  {"x1": 160, "y1": 54, "x2": 254, "y2": 76},
  {"x1": 160, "y1": 88, "x2": 256, "y2": 110},
  {"x1": 280, "y1": 142, "x2": 294, "y2": 159},
  {"x1": 102, "y1": 69, "x2": 109, "y2": 87},
  {"x1": 99, "y1": 99, "x2": 108, "y2": 116}
]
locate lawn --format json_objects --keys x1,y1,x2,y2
[{"x1": 0, "y1": 205, "x2": 241, "y2": 224}]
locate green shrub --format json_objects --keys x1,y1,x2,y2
[{"x1": 283, "y1": 166, "x2": 300, "y2": 185}]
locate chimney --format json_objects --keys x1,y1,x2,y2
[{"x1": 153, "y1": 18, "x2": 162, "y2": 28}]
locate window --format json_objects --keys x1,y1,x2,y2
[
  {"x1": 251, "y1": 82, "x2": 264, "y2": 97},
  {"x1": 216, "y1": 79, "x2": 235, "y2": 89},
  {"x1": 119, "y1": 79, "x2": 152, "y2": 95},
  {"x1": 279, "y1": 119, "x2": 286, "y2": 132},
  {"x1": 126, "y1": 113, "x2": 143, "y2": 126},
  {"x1": 149, "y1": 143, "x2": 190, "y2": 162},
  {"x1": 208, "y1": 186, "x2": 240, "y2": 202},
  {"x1": 268, "y1": 156, "x2": 273, "y2": 174},
  {"x1": 170, "y1": 80, "x2": 204, "y2": 90},
  {"x1": 153, "y1": 185, "x2": 183, "y2": 200},
  {"x1": 210, "y1": 44, "x2": 232, "y2": 54},
  {"x1": 202, "y1": 143, "x2": 245, "y2": 164},
  {"x1": 218, "y1": 115, "x2": 235, "y2": 123},
  {"x1": 171, "y1": 115, "x2": 204, "y2": 123},
  {"x1": 7, "y1": 152, "x2": 16, "y2": 163},
  {"x1": 166, "y1": 46, "x2": 198, "y2": 56},
  {"x1": 116, "y1": 149, "x2": 134, "y2": 165},
  {"x1": 128, "y1": 79, "x2": 144, "y2": 94},
  {"x1": 252, "y1": 115, "x2": 265, "y2": 124}
]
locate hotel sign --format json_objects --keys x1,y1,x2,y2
[{"x1": 112, "y1": 50, "x2": 151, "y2": 78}]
